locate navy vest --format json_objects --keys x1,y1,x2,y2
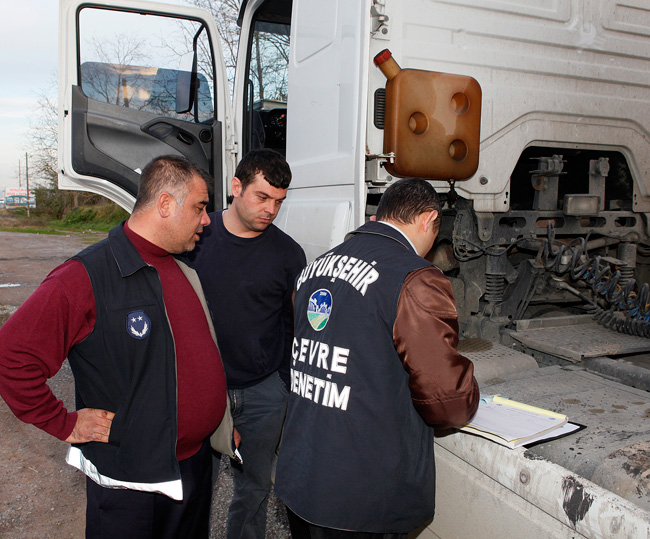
[
  {"x1": 69, "y1": 225, "x2": 180, "y2": 485},
  {"x1": 276, "y1": 221, "x2": 436, "y2": 533}
]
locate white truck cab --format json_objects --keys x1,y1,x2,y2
[{"x1": 59, "y1": 1, "x2": 650, "y2": 537}]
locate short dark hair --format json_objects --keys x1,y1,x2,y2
[
  {"x1": 376, "y1": 178, "x2": 440, "y2": 224},
  {"x1": 234, "y1": 149, "x2": 292, "y2": 191},
  {"x1": 133, "y1": 155, "x2": 210, "y2": 212}
]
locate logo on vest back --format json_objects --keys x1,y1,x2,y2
[
  {"x1": 127, "y1": 310, "x2": 151, "y2": 339},
  {"x1": 307, "y1": 289, "x2": 332, "y2": 331}
]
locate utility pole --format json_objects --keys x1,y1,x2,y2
[
  {"x1": 18, "y1": 158, "x2": 21, "y2": 188},
  {"x1": 25, "y1": 152, "x2": 30, "y2": 218}
]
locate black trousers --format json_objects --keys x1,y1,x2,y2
[
  {"x1": 85, "y1": 440, "x2": 213, "y2": 539},
  {"x1": 286, "y1": 508, "x2": 409, "y2": 539}
]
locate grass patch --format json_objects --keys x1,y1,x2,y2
[
  {"x1": 0, "y1": 204, "x2": 129, "y2": 233},
  {"x1": 0, "y1": 227, "x2": 69, "y2": 235}
]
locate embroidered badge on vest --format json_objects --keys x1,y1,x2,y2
[
  {"x1": 126, "y1": 310, "x2": 151, "y2": 339},
  {"x1": 307, "y1": 289, "x2": 332, "y2": 331}
]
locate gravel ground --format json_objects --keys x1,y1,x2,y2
[
  {"x1": 0, "y1": 227, "x2": 290, "y2": 538},
  {"x1": 0, "y1": 358, "x2": 291, "y2": 538},
  {"x1": 210, "y1": 456, "x2": 291, "y2": 538}
]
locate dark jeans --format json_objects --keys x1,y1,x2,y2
[
  {"x1": 85, "y1": 440, "x2": 212, "y2": 539},
  {"x1": 227, "y1": 371, "x2": 289, "y2": 539},
  {"x1": 286, "y1": 509, "x2": 409, "y2": 539}
]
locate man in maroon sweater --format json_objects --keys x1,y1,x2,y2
[{"x1": 0, "y1": 155, "x2": 234, "y2": 538}]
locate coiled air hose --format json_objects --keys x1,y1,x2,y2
[{"x1": 541, "y1": 224, "x2": 650, "y2": 338}]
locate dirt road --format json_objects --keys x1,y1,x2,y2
[{"x1": 0, "y1": 230, "x2": 289, "y2": 538}]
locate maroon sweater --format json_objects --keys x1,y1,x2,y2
[{"x1": 0, "y1": 223, "x2": 226, "y2": 461}]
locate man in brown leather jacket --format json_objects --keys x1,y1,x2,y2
[{"x1": 276, "y1": 177, "x2": 480, "y2": 538}]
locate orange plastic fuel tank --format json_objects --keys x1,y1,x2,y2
[{"x1": 374, "y1": 49, "x2": 481, "y2": 180}]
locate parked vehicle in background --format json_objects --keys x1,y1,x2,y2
[{"x1": 59, "y1": 1, "x2": 650, "y2": 537}]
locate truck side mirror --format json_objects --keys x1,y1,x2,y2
[
  {"x1": 375, "y1": 49, "x2": 482, "y2": 180},
  {"x1": 176, "y1": 51, "x2": 197, "y2": 114},
  {"x1": 177, "y1": 24, "x2": 207, "y2": 116}
]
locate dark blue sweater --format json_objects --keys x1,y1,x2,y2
[{"x1": 190, "y1": 211, "x2": 306, "y2": 388}]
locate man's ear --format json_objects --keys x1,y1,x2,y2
[
  {"x1": 231, "y1": 177, "x2": 242, "y2": 198},
  {"x1": 158, "y1": 192, "x2": 174, "y2": 218},
  {"x1": 421, "y1": 210, "x2": 439, "y2": 232}
]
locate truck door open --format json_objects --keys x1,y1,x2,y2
[{"x1": 58, "y1": 0, "x2": 234, "y2": 211}]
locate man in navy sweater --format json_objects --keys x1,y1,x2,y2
[{"x1": 191, "y1": 149, "x2": 306, "y2": 539}]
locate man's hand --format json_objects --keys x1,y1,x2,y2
[
  {"x1": 234, "y1": 427, "x2": 241, "y2": 448},
  {"x1": 65, "y1": 408, "x2": 115, "y2": 444}
]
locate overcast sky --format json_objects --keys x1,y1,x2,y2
[
  {"x1": 0, "y1": 0, "x2": 59, "y2": 192},
  {"x1": 0, "y1": 0, "x2": 191, "y2": 193}
]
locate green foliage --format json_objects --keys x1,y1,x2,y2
[
  {"x1": 8, "y1": 208, "x2": 28, "y2": 217},
  {"x1": 53, "y1": 203, "x2": 129, "y2": 231},
  {"x1": 63, "y1": 206, "x2": 98, "y2": 225},
  {"x1": 94, "y1": 203, "x2": 130, "y2": 224},
  {"x1": 1, "y1": 199, "x2": 129, "y2": 234},
  {"x1": 35, "y1": 186, "x2": 76, "y2": 220}
]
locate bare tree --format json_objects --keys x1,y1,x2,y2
[
  {"x1": 250, "y1": 29, "x2": 290, "y2": 103},
  {"x1": 25, "y1": 79, "x2": 113, "y2": 216},
  {"x1": 177, "y1": 1, "x2": 290, "y2": 103},
  {"x1": 25, "y1": 81, "x2": 58, "y2": 189},
  {"x1": 25, "y1": 86, "x2": 80, "y2": 216},
  {"x1": 184, "y1": 0, "x2": 241, "y2": 91}
]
